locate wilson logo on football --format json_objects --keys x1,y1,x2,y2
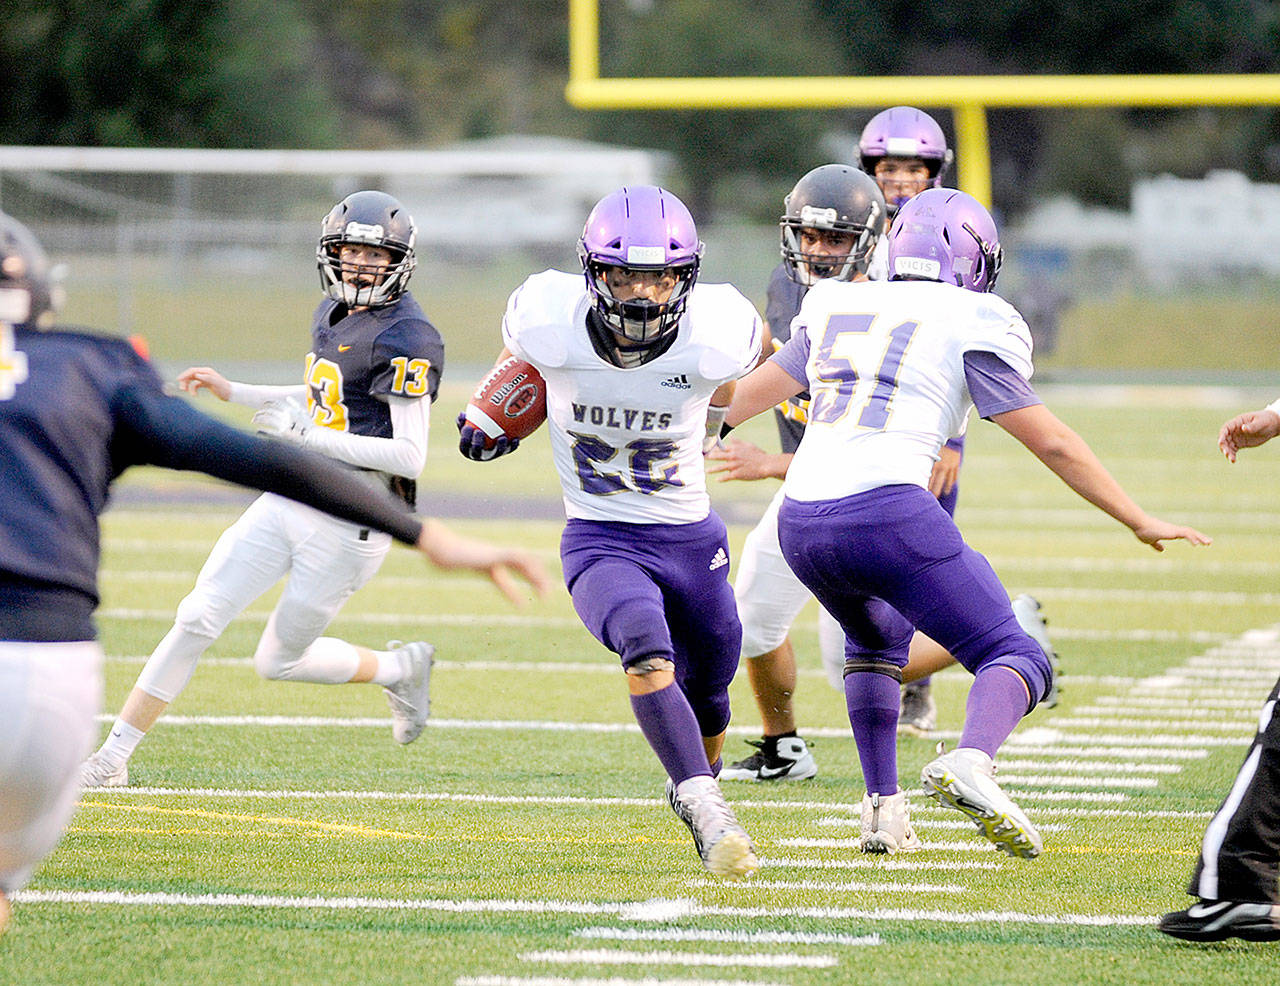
[
  {"x1": 502, "y1": 381, "x2": 541, "y2": 418},
  {"x1": 485, "y1": 372, "x2": 532, "y2": 407}
]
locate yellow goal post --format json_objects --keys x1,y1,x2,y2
[{"x1": 566, "y1": 0, "x2": 1280, "y2": 207}]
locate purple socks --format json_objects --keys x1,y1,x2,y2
[
  {"x1": 631, "y1": 682, "x2": 712, "y2": 785},
  {"x1": 846, "y1": 671, "x2": 902, "y2": 796},
  {"x1": 959, "y1": 666, "x2": 1031, "y2": 757}
]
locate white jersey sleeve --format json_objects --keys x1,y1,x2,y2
[
  {"x1": 956, "y1": 293, "x2": 1034, "y2": 380},
  {"x1": 500, "y1": 272, "x2": 761, "y2": 523},
  {"x1": 783, "y1": 278, "x2": 1032, "y2": 502}
]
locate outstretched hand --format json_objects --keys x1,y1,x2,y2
[
  {"x1": 1132, "y1": 518, "x2": 1212, "y2": 553},
  {"x1": 456, "y1": 411, "x2": 520, "y2": 461},
  {"x1": 704, "y1": 438, "x2": 791, "y2": 482},
  {"x1": 176, "y1": 366, "x2": 232, "y2": 401},
  {"x1": 417, "y1": 518, "x2": 551, "y2": 605},
  {"x1": 1219, "y1": 409, "x2": 1280, "y2": 463}
]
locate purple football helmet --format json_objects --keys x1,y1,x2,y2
[
  {"x1": 887, "y1": 188, "x2": 1003, "y2": 293},
  {"x1": 577, "y1": 185, "x2": 703, "y2": 367},
  {"x1": 858, "y1": 106, "x2": 953, "y2": 215}
]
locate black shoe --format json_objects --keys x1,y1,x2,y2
[
  {"x1": 1158, "y1": 900, "x2": 1280, "y2": 942},
  {"x1": 720, "y1": 736, "x2": 817, "y2": 782}
]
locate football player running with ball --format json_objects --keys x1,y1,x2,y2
[
  {"x1": 82, "y1": 191, "x2": 449, "y2": 788},
  {"x1": 722, "y1": 188, "x2": 1209, "y2": 858},
  {"x1": 458, "y1": 186, "x2": 763, "y2": 880}
]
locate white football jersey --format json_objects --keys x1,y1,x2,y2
[
  {"x1": 782, "y1": 277, "x2": 1032, "y2": 502},
  {"x1": 502, "y1": 270, "x2": 762, "y2": 523}
]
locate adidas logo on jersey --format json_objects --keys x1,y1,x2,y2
[
  {"x1": 660, "y1": 374, "x2": 691, "y2": 390},
  {"x1": 708, "y1": 547, "x2": 729, "y2": 572}
]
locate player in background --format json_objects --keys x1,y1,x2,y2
[
  {"x1": 721, "y1": 189, "x2": 1209, "y2": 857},
  {"x1": 863, "y1": 105, "x2": 1060, "y2": 733},
  {"x1": 1156, "y1": 405, "x2": 1280, "y2": 942},
  {"x1": 458, "y1": 186, "x2": 763, "y2": 880},
  {"x1": 714, "y1": 115, "x2": 1054, "y2": 784},
  {"x1": 82, "y1": 191, "x2": 447, "y2": 789},
  {"x1": 0, "y1": 212, "x2": 547, "y2": 934},
  {"x1": 712, "y1": 164, "x2": 883, "y2": 783}
]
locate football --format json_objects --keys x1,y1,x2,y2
[{"x1": 463, "y1": 356, "x2": 548, "y2": 445}]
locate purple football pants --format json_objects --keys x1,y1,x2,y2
[
  {"x1": 778, "y1": 484, "x2": 1049, "y2": 699},
  {"x1": 561, "y1": 512, "x2": 742, "y2": 738}
]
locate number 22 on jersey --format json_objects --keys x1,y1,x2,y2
[{"x1": 808, "y1": 313, "x2": 919, "y2": 429}]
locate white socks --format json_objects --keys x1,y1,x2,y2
[{"x1": 98, "y1": 719, "x2": 145, "y2": 764}]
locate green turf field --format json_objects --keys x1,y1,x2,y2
[{"x1": 5, "y1": 385, "x2": 1280, "y2": 983}]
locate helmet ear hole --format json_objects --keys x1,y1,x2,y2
[{"x1": 887, "y1": 188, "x2": 1000, "y2": 292}]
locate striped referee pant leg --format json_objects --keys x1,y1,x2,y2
[{"x1": 1189, "y1": 673, "x2": 1280, "y2": 904}]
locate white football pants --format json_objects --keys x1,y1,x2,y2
[
  {"x1": 136, "y1": 492, "x2": 391, "y2": 700},
  {"x1": 0, "y1": 640, "x2": 102, "y2": 894},
  {"x1": 734, "y1": 486, "x2": 846, "y2": 690}
]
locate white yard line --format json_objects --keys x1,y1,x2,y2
[
  {"x1": 757, "y1": 857, "x2": 998, "y2": 871},
  {"x1": 991, "y1": 759, "x2": 1182, "y2": 774},
  {"x1": 689, "y1": 879, "x2": 964, "y2": 894},
  {"x1": 12, "y1": 888, "x2": 1156, "y2": 926},
  {"x1": 999, "y1": 743, "x2": 1206, "y2": 759},
  {"x1": 77, "y1": 783, "x2": 1177, "y2": 814},
  {"x1": 815, "y1": 816, "x2": 1066, "y2": 832},
  {"x1": 460, "y1": 978, "x2": 785, "y2": 986},
  {"x1": 519, "y1": 949, "x2": 838, "y2": 969},
  {"x1": 1090, "y1": 695, "x2": 1263, "y2": 709},
  {"x1": 1046, "y1": 717, "x2": 1256, "y2": 732},
  {"x1": 97, "y1": 608, "x2": 584, "y2": 628},
  {"x1": 574, "y1": 927, "x2": 880, "y2": 946}
]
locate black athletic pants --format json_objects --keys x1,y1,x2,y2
[{"x1": 1188, "y1": 674, "x2": 1280, "y2": 903}]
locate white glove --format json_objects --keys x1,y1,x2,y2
[
  {"x1": 252, "y1": 397, "x2": 312, "y2": 444},
  {"x1": 703, "y1": 404, "x2": 729, "y2": 454}
]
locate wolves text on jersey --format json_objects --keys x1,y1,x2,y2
[{"x1": 570, "y1": 402, "x2": 674, "y2": 433}]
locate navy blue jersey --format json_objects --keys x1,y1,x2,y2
[
  {"x1": 0, "y1": 326, "x2": 423, "y2": 642},
  {"x1": 764, "y1": 263, "x2": 809, "y2": 455},
  {"x1": 307, "y1": 292, "x2": 444, "y2": 439}
]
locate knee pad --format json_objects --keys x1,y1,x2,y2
[
  {"x1": 683, "y1": 682, "x2": 732, "y2": 738},
  {"x1": 609, "y1": 596, "x2": 675, "y2": 671},
  {"x1": 252, "y1": 602, "x2": 330, "y2": 680},
  {"x1": 173, "y1": 584, "x2": 239, "y2": 639},
  {"x1": 980, "y1": 647, "x2": 1051, "y2": 710}
]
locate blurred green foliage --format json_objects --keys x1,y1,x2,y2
[{"x1": 3, "y1": 1, "x2": 1280, "y2": 218}]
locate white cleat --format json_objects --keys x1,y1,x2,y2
[
  {"x1": 720, "y1": 735, "x2": 818, "y2": 782},
  {"x1": 859, "y1": 789, "x2": 922, "y2": 854},
  {"x1": 921, "y1": 747, "x2": 1043, "y2": 859},
  {"x1": 384, "y1": 640, "x2": 435, "y2": 744},
  {"x1": 80, "y1": 751, "x2": 128, "y2": 788},
  {"x1": 1012, "y1": 593, "x2": 1061, "y2": 708},
  {"x1": 898, "y1": 682, "x2": 937, "y2": 737},
  {"x1": 666, "y1": 776, "x2": 759, "y2": 881}
]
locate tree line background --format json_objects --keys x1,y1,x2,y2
[{"x1": 2, "y1": 0, "x2": 1278, "y2": 219}]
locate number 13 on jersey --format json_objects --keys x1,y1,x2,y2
[{"x1": 808, "y1": 313, "x2": 919, "y2": 429}]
